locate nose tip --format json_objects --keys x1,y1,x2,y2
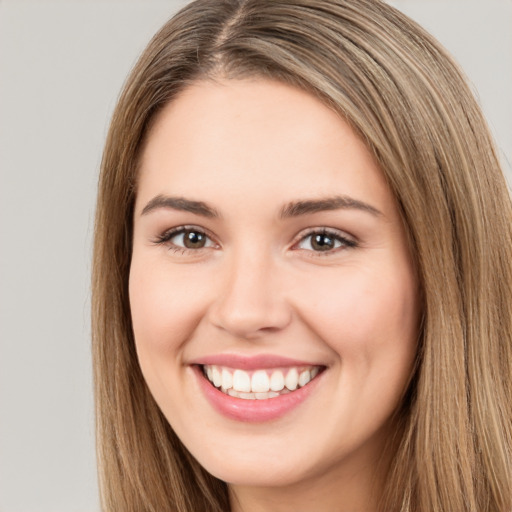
[
  {"x1": 208, "y1": 260, "x2": 291, "y2": 340},
  {"x1": 213, "y1": 304, "x2": 288, "y2": 339}
]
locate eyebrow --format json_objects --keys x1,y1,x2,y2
[
  {"x1": 140, "y1": 194, "x2": 381, "y2": 219},
  {"x1": 279, "y1": 195, "x2": 382, "y2": 218},
  {"x1": 141, "y1": 195, "x2": 220, "y2": 218}
]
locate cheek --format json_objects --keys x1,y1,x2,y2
[
  {"x1": 128, "y1": 259, "x2": 213, "y2": 422},
  {"x1": 129, "y1": 260, "x2": 206, "y2": 362},
  {"x1": 295, "y1": 264, "x2": 420, "y2": 442},
  {"x1": 295, "y1": 263, "x2": 419, "y2": 368}
]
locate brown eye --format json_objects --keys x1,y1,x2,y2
[
  {"x1": 157, "y1": 227, "x2": 215, "y2": 250},
  {"x1": 296, "y1": 229, "x2": 356, "y2": 253},
  {"x1": 183, "y1": 229, "x2": 207, "y2": 249},
  {"x1": 310, "y1": 233, "x2": 336, "y2": 251}
]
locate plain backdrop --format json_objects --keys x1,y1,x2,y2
[{"x1": 0, "y1": 1, "x2": 510, "y2": 511}]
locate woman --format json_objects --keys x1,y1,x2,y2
[{"x1": 92, "y1": 0, "x2": 512, "y2": 510}]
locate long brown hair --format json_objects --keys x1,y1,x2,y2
[{"x1": 92, "y1": 1, "x2": 512, "y2": 510}]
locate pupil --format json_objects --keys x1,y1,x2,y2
[
  {"x1": 312, "y1": 234, "x2": 334, "y2": 251},
  {"x1": 184, "y1": 230, "x2": 206, "y2": 248}
]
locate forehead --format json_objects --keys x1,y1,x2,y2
[{"x1": 137, "y1": 78, "x2": 394, "y2": 217}]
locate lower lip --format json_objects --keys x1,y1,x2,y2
[{"x1": 192, "y1": 365, "x2": 323, "y2": 422}]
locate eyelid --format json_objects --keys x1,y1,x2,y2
[
  {"x1": 153, "y1": 225, "x2": 219, "y2": 249},
  {"x1": 290, "y1": 227, "x2": 358, "y2": 253},
  {"x1": 152, "y1": 225, "x2": 357, "y2": 255}
]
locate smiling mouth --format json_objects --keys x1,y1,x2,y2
[{"x1": 201, "y1": 364, "x2": 324, "y2": 400}]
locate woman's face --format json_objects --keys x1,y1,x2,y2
[{"x1": 130, "y1": 79, "x2": 420, "y2": 496}]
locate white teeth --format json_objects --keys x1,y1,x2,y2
[
  {"x1": 251, "y1": 370, "x2": 270, "y2": 392},
  {"x1": 212, "y1": 367, "x2": 222, "y2": 388},
  {"x1": 221, "y1": 368, "x2": 233, "y2": 390},
  {"x1": 233, "y1": 369, "x2": 251, "y2": 392},
  {"x1": 203, "y1": 364, "x2": 322, "y2": 399},
  {"x1": 298, "y1": 369, "x2": 311, "y2": 387},
  {"x1": 285, "y1": 368, "x2": 299, "y2": 390},
  {"x1": 255, "y1": 391, "x2": 280, "y2": 399},
  {"x1": 270, "y1": 370, "x2": 285, "y2": 391}
]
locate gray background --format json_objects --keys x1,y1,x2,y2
[{"x1": 0, "y1": 1, "x2": 510, "y2": 511}]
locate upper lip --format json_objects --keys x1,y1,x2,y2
[{"x1": 189, "y1": 353, "x2": 325, "y2": 370}]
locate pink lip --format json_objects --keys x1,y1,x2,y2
[
  {"x1": 190, "y1": 353, "x2": 320, "y2": 370},
  {"x1": 191, "y1": 364, "x2": 324, "y2": 423}
]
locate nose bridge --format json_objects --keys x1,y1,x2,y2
[{"x1": 210, "y1": 243, "x2": 291, "y2": 338}]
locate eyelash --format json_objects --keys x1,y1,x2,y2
[
  {"x1": 293, "y1": 228, "x2": 358, "y2": 255},
  {"x1": 153, "y1": 225, "x2": 217, "y2": 255},
  {"x1": 153, "y1": 226, "x2": 358, "y2": 256}
]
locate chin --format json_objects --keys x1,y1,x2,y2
[{"x1": 201, "y1": 454, "x2": 309, "y2": 488}]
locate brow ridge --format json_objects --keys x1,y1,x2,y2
[
  {"x1": 141, "y1": 195, "x2": 219, "y2": 218},
  {"x1": 279, "y1": 195, "x2": 381, "y2": 218},
  {"x1": 141, "y1": 194, "x2": 380, "y2": 219}
]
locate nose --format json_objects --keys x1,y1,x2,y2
[{"x1": 208, "y1": 249, "x2": 292, "y2": 340}]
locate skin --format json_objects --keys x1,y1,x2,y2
[{"x1": 130, "y1": 78, "x2": 420, "y2": 512}]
